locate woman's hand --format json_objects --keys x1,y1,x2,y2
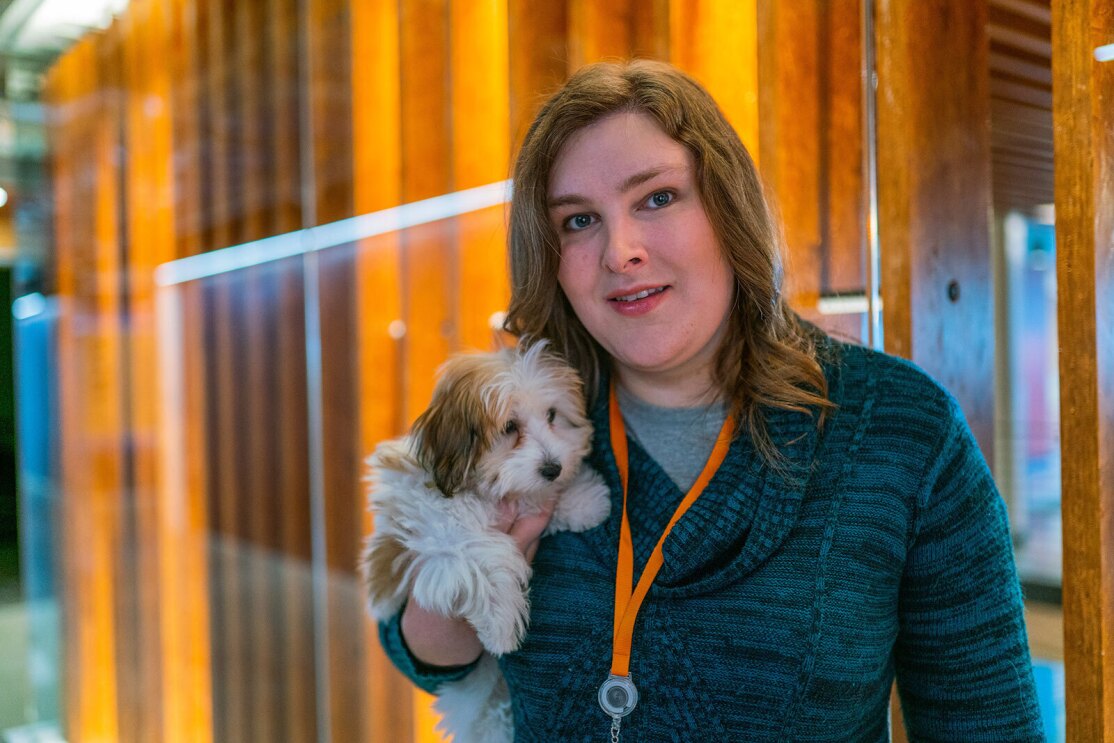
[
  {"x1": 494, "y1": 498, "x2": 556, "y2": 562},
  {"x1": 399, "y1": 498, "x2": 555, "y2": 668}
]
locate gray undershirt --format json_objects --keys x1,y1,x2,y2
[{"x1": 616, "y1": 385, "x2": 728, "y2": 492}]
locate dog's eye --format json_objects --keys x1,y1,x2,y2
[
  {"x1": 503, "y1": 420, "x2": 518, "y2": 436},
  {"x1": 546, "y1": 408, "x2": 557, "y2": 424}
]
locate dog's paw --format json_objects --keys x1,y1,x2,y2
[
  {"x1": 548, "y1": 467, "x2": 612, "y2": 534},
  {"x1": 468, "y1": 558, "x2": 532, "y2": 655},
  {"x1": 409, "y1": 556, "x2": 474, "y2": 618}
]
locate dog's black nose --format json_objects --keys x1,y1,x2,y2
[{"x1": 539, "y1": 461, "x2": 562, "y2": 481}]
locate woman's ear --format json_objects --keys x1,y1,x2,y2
[{"x1": 410, "y1": 358, "x2": 490, "y2": 496}]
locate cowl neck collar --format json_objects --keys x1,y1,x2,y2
[{"x1": 583, "y1": 368, "x2": 830, "y2": 596}]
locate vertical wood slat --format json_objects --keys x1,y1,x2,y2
[
  {"x1": 508, "y1": 0, "x2": 567, "y2": 151},
  {"x1": 567, "y1": 0, "x2": 634, "y2": 70},
  {"x1": 306, "y1": 0, "x2": 362, "y2": 741},
  {"x1": 276, "y1": 259, "x2": 317, "y2": 743},
  {"x1": 822, "y1": 0, "x2": 865, "y2": 296},
  {"x1": 671, "y1": 0, "x2": 759, "y2": 159},
  {"x1": 350, "y1": 0, "x2": 413, "y2": 739},
  {"x1": 875, "y1": 0, "x2": 996, "y2": 458},
  {"x1": 124, "y1": 0, "x2": 183, "y2": 736},
  {"x1": 171, "y1": 279, "x2": 215, "y2": 743},
  {"x1": 269, "y1": 0, "x2": 317, "y2": 740},
  {"x1": 234, "y1": 0, "x2": 280, "y2": 738},
  {"x1": 1052, "y1": 0, "x2": 1114, "y2": 739},
  {"x1": 401, "y1": 0, "x2": 453, "y2": 425},
  {"x1": 47, "y1": 36, "x2": 124, "y2": 743},
  {"x1": 756, "y1": 0, "x2": 865, "y2": 341},
  {"x1": 758, "y1": 0, "x2": 822, "y2": 311},
  {"x1": 452, "y1": 0, "x2": 511, "y2": 351},
  {"x1": 196, "y1": 0, "x2": 245, "y2": 738},
  {"x1": 399, "y1": 2, "x2": 454, "y2": 737}
]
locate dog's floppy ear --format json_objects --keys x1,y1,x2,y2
[{"x1": 410, "y1": 356, "x2": 494, "y2": 496}]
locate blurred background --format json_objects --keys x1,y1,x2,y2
[{"x1": 0, "y1": 0, "x2": 1072, "y2": 741}]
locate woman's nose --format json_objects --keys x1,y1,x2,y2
[{"x1": 601, "y1": 219, "x2": 647, "y2": 272}]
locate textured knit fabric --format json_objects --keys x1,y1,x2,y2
[
  {"x1": 616, "y1": 383, "x2": 727, "y2": 492},
  {"x1": 379, "y1": 339, "x2": 1045, "y2": 742}
]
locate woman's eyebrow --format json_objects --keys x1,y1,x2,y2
[{"x1": 547, "y1": 164, "x2": 686, "y2": 209}]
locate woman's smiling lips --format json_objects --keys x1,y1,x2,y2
[{"x1": 607, "y1": 285, "x2": 670, "y2": 316}]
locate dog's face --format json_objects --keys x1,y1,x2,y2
[{"x1": 410, "y1": 343, "x2": 592, "y2": 500}]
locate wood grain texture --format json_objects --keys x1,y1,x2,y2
[
  {"x1": 875, "y1": 0, "x2": 996, "y2": 460},
  {"x1": 124, "y1": 0, "x2": 182, "y2": 736},
  {"x1": 672, "y1": 0, "x2": 758, "y2": 158},
  {"x1": 401, "y1": 0, "x2": 454, "y2": 424},
  {"x1": 508, "y1": 0, "x2": 567, "y2": 152},
  {"x1": 46, "y1": 35, "x2": 124, "y2": 743},
  {"x1": 758, "y1": 0, "x2": 822, "y2": 312},
  {"x1": 1052, "y1": 0, "x2": 1114, "y2": 739},
  {"x1": 452, "y1": 0, "x2": 511, "y2": 351},
  {"x1": 757, "y1": 0, "x2": 865, "y2": 343},
  {"x1": 568, "y1": 0, "x2": 634, "y2": 70},
  {"x1": 305, "y1": 0, "x2": 364, "y2": 738},
  {"x1": 274, "y1": 257, "x2": 317, "y2": 743},
  {"x1": 350, "y1": 0, "x2": 413, "y2": 739}
]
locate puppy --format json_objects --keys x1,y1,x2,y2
[{"x1": 361, "y1": 340, "x2": 611, "y2": 743}]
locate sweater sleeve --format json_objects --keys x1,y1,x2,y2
[
  {"x1": 378, "y1": 608, "x2": 480, "y2": 695},
  {"x1": 893, "y1": 400, "x2": 1044, "y2": 742}
]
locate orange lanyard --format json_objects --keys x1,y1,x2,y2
[{"x1": 606, "y1": 383, "x2": 736, "y2": 679}]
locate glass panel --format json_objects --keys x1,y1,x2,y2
[{"x1": 996, "y1": 210, "x2": 1064, "y2": 742}]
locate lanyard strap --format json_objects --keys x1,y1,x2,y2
[{"x1": 607, "y1": 383, "x2": 736, "y2": 678}]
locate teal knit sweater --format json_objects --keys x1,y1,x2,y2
[{"x1": 380, "y1": 340, "x2": 1044, "y2": 741}]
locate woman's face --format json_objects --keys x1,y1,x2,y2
[{"x1": 549, "y1": 111, "x2": 735, "y2": 405}]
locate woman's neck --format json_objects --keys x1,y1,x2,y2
[{"x1": 614, "y1": 366, "x2": 722, "y2": 409}]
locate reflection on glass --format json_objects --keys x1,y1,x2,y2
[{"x1": 1001, "y1": 212, "x2": 1061, "y2": 588}]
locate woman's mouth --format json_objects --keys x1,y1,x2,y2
[
  {"x1": 608, "y1": 286, "x2": 669, "y2": 316},
  {"x1": 611, "y1": 286, "x2": 667, "y2": 303}
]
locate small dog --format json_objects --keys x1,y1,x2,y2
[{"x1": 361, "y1": 341, "x2": 611, "y2": 743}]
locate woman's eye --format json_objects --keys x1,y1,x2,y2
[
  {"x1": 503, "y1": 420, "x2": 518, "y2": 436},
  {"x1": 546, "y1": 408, "x2": 557, "y2": 424},
  {"x1": 563, "y1": 214, "x2": 595, "y2": 232},
  {"x1": 645, "y1": 190, "x2": 674, "y2": 209}
]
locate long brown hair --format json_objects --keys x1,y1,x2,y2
[{"x1": 504, "y1": 59, "x2": 834, "y2": 466}]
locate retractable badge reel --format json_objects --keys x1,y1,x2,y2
[{"x1": 599, "y1": 674, "x2": 638, "y2": 742}]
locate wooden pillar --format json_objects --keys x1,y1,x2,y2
[
  {"x1": 351, "y1": 0, "x2": 412, "y2": 738},
  {"x1": 1052, "y1": 1, "x2": 1114, "y2": 739},
  {"x1": 874, "y1": 0, "x2": 995, "y2": 458}
]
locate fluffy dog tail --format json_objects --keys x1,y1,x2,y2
[{"x1": 433, "y1": 653, "x2": 512, "y2": 743}]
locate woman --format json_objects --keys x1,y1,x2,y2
[{"x1": 380, "y1": 60, "x2": 1044, "y2": 741}]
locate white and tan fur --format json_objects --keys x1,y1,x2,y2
[{"x1": 361, "y1": 341, "x2": 611, "y2": 743}]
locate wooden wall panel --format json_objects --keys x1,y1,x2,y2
[
  {"x1": 205, "y1": 272, "x2": 246, "y2": 743},
  {"x1": 275, "y1": 258, "x2": 316, "y2": 743},
  {"x1": 172, "y1": 0, "x2": 204, "y2": 260},
  {"x1": 822, "y1": 0, "x2": 865, "y2": 295},
  {"x1": 452, "y1": 0, "x2": 511, "y2": 351},
  {"x1": 307, "y1": 0, "x2": 363, "y2": 739},
  {"x1": 351, "y1": 0, "x2": 411, "y2": 737},
  {"x1": 123, "y1": 0, "x2": 183, "y2": 735},
  {"x1": 875, "y1": 0, "x2": 996, "y2": 458},
  {"x1": 758, "y1": 0, "x2": 822, "y2": 310},
  {"x1": 757, "y1": 0, "x2": 865, "y2": 342},
  {"x1": 508, "y1": 0, "x2": 567, "y2": 150},
  {"x1": 1052, "y1": 0, "x2": 1114, "y2": 738},
  {"x1": 47, "y1": 35, "x2": 125, "y2": 743},
  {"x1": 400, "y1": 0, "x2": 453, "y2": 424},
  {"x1": 672, "y1": 0, "x2": 759, "y2": 158},
  {"x1": 568, "y1": 0, "x2": 635, "y2": 70},
  {"x1": 171, "y1": 280, "x2": 215, "y2": 743}
]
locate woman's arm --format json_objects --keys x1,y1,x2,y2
[
  {"x1": 380, "y1": 500, "x2": 555, "y2": 690},
  {"x1": 893, "y1": 405, "x2": 1044, "y2": 741}
]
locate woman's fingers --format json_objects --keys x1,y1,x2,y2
[{"x1": 497, "y1": 499, "x2": 555, "y2": 561}]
